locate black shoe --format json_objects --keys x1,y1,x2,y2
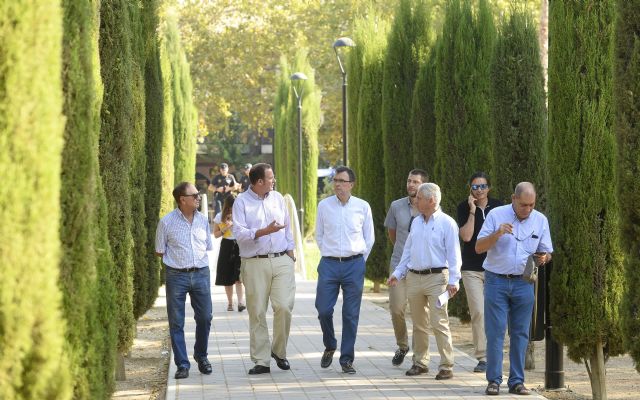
[
  {"x1": 473, "y1": 360, "x2": 487, "y2": 373},
  {"x1": 174, "y1": 367, "x2": 189, "y2": 379},
  {"x1": 341, "y1": 362, "x2": 356, "y2": 374},
  {"x1": 392, "y1": 347, "x2": 409, "y2": 366},
  {"x1": 195, "y1": 357, "x2": 212, "y2": 374},
  {"x1": 405, "y1": 364, "x2": 428, "y2": 376},
  {"x1": 248, "y1": 365, "x2": 271, "y2": 375},
  {"x1": 320, "y1": 349, "x2": 335, "y2": 368},
  {"x1": 271, "y1": 352, "x2": 290, "y2": 370},
  {"x1": 238, "y1": 304, "x2": 246, "y2": 312}
]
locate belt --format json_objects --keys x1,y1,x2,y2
[
  {"x1": 166, "y1": 266, "x2": 203, "y2": 273},
  {"x1": 408, "y1": 267, "x2": 446, "y2": 275},
  {"x1": 325, "y1": 254, "x2": 363, "y2": 262},
  {"x1": 252, "y1": 251, "x2": 287, "y2": 259},
  {"x1": 489, "y1": 271, "x2": 523, "y2": 279}
]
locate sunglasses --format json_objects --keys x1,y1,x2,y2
[
  {"x1": 471, "y1": 184, "x2": 489, "y2": 191},
  {"x1": 181, "y1": 193, "x2": 201, "y2": 199}
]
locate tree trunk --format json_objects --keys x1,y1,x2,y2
[
  {"x1": 588, "y1": 340, "x2": 607, "y2": 400},
  {"x1": 525, "y1": 341, "x2": 536, "y2": 370},
  {"x1": 373, "y1": 282, "x2": 381, "y2": 293},
  {"x1": 115, "y1": 352, "x2": 126, "y2": 381}
]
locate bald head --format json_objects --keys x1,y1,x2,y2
[{"x1": 512, "y1": 182, "x2": 536, "y2": 220}]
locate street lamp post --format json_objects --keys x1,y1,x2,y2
[
  {"x1": 290, "y1": 72, "x2": 307, "y2": 228},
  {"x1": 333, "y1": 37, "x2": 355, "y2": 166}
]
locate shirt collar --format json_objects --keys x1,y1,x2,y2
[{"x1": 247, "y1": 186, "x2": 270, "y2": 200}]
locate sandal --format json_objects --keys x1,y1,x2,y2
[
  {"x1": 227, "y1": 304, "x2": 233, "y2": 311},
  {"x1": 508, "y1": 383, "x2": 530, "y2": 395},
  {"x1": 485, "y1": 382, "x2": 500, "y2": 396},
  {"x1": 238, "y1": 304, "x2": 246, "y2": 312}
]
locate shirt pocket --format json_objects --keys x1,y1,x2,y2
[
  {"x1": 193, "y1": 226, "x2": 208, "y2": 243},
  {"x1": 345, "y1": 212, "x2": 364, "y2": 233}
]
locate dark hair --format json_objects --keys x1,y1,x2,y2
[
  {"x1": 468, "y1": 171, "x2": 491, "y2": 186},
  {"x1": 172, "y1": 182, "x2": 192, "y2": 203},
  {"x1": 409, "y1": 168, "x2": 429, "y2": 183},
  {"x1": 249, "y1": 163, "x2": 272, "y2": 185},
  {"x1": 335, "y1": 166, "x2": 356, "y2": 182},
  {"x1": 221, "y1": 193, "x2": 236, "y2": 221}
]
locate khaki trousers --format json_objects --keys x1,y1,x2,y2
[
  {"x1": 406, "y1": 270, "x2": 454, "y2": 370},
  {"x1": 388, "y1": 276, "x2": 410, "y2": 350},
  {"x1": 241, "y1": 255, "x2": 295, "y2": 367},
  {"x1": 462, "y1": 270, "x2": 486, "y2": 361}
]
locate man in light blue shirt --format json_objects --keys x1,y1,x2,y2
[
  {"x1": 388, "y1": 182, "x2": 461, "y2": 380},
  {"x1": 476, "y1": 182, "x2": 553, "y2": 396},
  {"x1": 156, "y1": 182, "x2": 213, "y2": 379},
  {"x1": 315, "y1": 166, "x2": 374, "y2": 374}
]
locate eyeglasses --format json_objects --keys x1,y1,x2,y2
[
  {"x1": 181, "y1": 193, "x2": 201, "y2": 199},
  {"x1": 333, "y1": 179, "x2": 352, "y2": 184},
  {"x1": 510, "y1": 217, "x2": 534, "y2": 242},
  {"x1": 471, "y1": 183, "x2": 489, "y2": 191}
]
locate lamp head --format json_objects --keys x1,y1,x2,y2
[{"x1": 333, "y1": 37, "x2": 356, "y2": 48}]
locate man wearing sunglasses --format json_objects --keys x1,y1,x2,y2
[
  {"x1": 383, "y1": 169, "x2": 428, "y2": 366},
  {"x1": 155, "y1": 182, "x2": 213, "y2": 379},
  {"x1": 476, "y1": 182, "x2": 553, "y2": 396},
  {"x1": 456, "y1": 172, "x2": 503, "y2": 374}
]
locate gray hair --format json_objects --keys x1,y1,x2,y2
[
  {"x1": 417, "y1": 182, "x2": 441, "y2": 208},
  {"x1": 514, "y1": 182, "x2": 536, "y2": 197}
]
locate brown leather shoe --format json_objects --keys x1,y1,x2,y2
[
  {"x1": 405, "y1": 364, "x2": 429, "y2": 376},
  {"x1": 435, "y1": 369, "x2": 453, "y2": 380}
]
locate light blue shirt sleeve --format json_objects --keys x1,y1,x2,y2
[{"x1": 363, "y1": 202, "x2": 374, "y2": 261}]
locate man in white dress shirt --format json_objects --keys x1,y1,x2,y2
[
  {"x1": 387, "y1": 182, "x2": 461, "y2": 380},
  {"x1": 232, "y1": 163, "x2": 296, "y2": 375},
  {"x1": 315, "y1": 166, "x2": 374, "y2": 374}
]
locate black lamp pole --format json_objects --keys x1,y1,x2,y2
[
  {"x1": 333, "y1": 37, "x2": 355, "y2": 166},
  {"x1": 290, "y1": 72, "x2": 307, "y2": 228}
]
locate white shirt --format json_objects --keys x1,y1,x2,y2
[
  {"x1": 232, "y1": 187, "x2": 294, "y2": 258},
  {"x1": 392, "y1": 208, "x2": 462, "y2": 286},
  {"x1": 155, "y1": 208, "x2": 213, "y2": 269},
  {"x1": 316, "y1": 195, "x2": 375, "y2": 260},
  {"x1": 477, "y1": 204, "x2": 553, "y2": 275}
]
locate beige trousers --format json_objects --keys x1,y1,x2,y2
[
  {"x1": 388, "y1": 276, "x2": 410, "y2": 350},
  {"x1": 406, "y1": 270, "x2": 454, "y2": 370},
  {"x1": 241, "y1": 255, "x2": 296, "y2": 367},
  {"x1": 462, "y1": 270, "x2": 486, "y2": 361}
]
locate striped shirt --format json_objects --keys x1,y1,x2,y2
[{"x1": 155, "y1": 208, "x2": 213, "y2": 269}]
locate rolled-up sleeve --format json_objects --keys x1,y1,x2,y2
[
  {"x1": 232, "y1": 197, "x2": 256, "y2": 244},
  {"x1": 283, "y1": 197, "x2": 295, "y2": 250},
  {"x1": 155, "y1": 220, "x2": 167, "y2": 254},
  {"x1": 315, "y1": 202, "x2": 325, "y2": 252}
]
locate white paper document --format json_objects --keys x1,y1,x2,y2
[{"x1": 436, "y1": 290, "x2": 451, "y2": 309}]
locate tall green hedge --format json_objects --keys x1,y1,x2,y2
[
  {"x1": 60, "y1": 0, "x2": 118, "y2": 397},
  {"x1": 346, "y1": 32, "x2": 363, "y2": 176},
  {"x1": 613, "y1": 0, "x2": 640, "y2": 371},
  {"x1": 548, "y1": 1, "x2": 625, "y2": 396},
  {"x1": 491, "y1": 10, "x2": 546, "y2": 205},
  {"x1": 288, "y1": 49, "x2": 321, "y2": 235},
  {"x1": 99, "y1": 0, "x2": 136, "y2": 353},
  {"x1": 273, "y1": 56, "x2": 292, "y2": 194},
  {"x1": 143, "y1": 0, "x2": 165, "y2": 312},
  {"x1": 434, "y1": 0, "x2": 495, "y2": 213},
  {"x1": 382, "y1": 0, "x2": 430, "y2": 209},
  {"x1": 411, "y1": 46, "x2": 437, "y2": 170},
  {"x1": 0, "y1": 1, "x2": 71, "y2": 398},
  {"x1": 355, "y1": 14, "x2": 390, "y2": 285}
]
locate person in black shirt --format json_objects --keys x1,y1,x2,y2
[
  {"x1": 210, "y1": 163, "x2": 238, "y2": 216},
  {"x1": 239, "y1": 163, "x2": 252, "y2": 192},
  {"x1": 456, "y1": 172, "x2": 503, "y2": 374}
]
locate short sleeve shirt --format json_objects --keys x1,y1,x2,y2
[
  {"x1": 456, "y1": 197, "x2": 503, "y2": 271},
  {"x1": 212, "y1": 174, "x2": 237, "y2": 191},
  {"x1": 384, "y1": 197, "x2": 420, "y2": 271}
]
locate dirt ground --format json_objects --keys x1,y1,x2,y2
[{"x1": 112, "y1": 286, "x2": 638, "y2": 400}]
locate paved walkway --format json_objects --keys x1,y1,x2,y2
[{"x1": 166, "y1": 239, "x2": 544, "y2": 399}]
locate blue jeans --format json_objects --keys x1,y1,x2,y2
[
  {"x1": 315, "y1": 256, "x2": 365, "y2": 366},
  {"x1": 166, "y1": 266, "x2": 212, "y2": 369},
  {"x1": 484, "y1": 271, "x2": 534, "y2": 388}
]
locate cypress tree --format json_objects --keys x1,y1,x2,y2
[
  {"x1": 99, "y1": 0, "x2": 136, "y2": 357},
  {"x1": 356, "y1": 14, "x2": 390, "y2": 286},
  {"x1": 60, "y1": 0, "x2": 118, "y2": 396},
  {"x1": 273, "y1": 56, "x2": 292, "y2": 195},
  {"x1": 434, "y1": 0, "x2": 496, "y2": 212},
  {"x1": 613, "y1": 0, "x2": 640, "y2": 371},
  {"x1": 143, "y1": 0, "x2": 165, "y2": 312},
  {"x1": 382, "y1": 0, "x2": 430, "y2": 209},
  {"x1": 0, "y1": 1, "x2": 72, "y2": 398},
  {"x1": 491, "y1": 10, "x2": 547, "y2": 205},
  {"x1": 347, "y1": 31, "x2": 364, "y2": 175},
  {"x1": 548, "y1": 1, "x2": 626, "y2": 397},
  {"x1": 286, "y1": 49, "x2": 321, "y2": 235},
  {"x1": 411, "y1": 46, "x2": 437, "y2": 170}
]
